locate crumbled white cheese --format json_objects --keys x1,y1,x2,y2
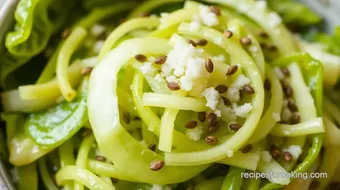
[
  {"x1": 140, "y1": 62, "x2": 157, "y2": 75},
  {"x1": 93, "y1": 40, "x2": 105, "y2": 53},
  {"x1": 202, "y1": 87, "x2": 220, "y2": 110},
  {"x1": 239, "y1": 2, "x2": 250, "y2": 12},
  {"x1": 214, "y1": 109, "x2": 221, "y2": 117},
  {"x1": 249, "y1": 45, "x2": 258, "y2": 53},
  {"x1": 161, "y1": 35, "x2": 209, "y2": 93},
  {"x1": 272, "y1": 112, "x2": 281, "y2": 122},
  {"x1": 226, "y1": 87, "x2": 240, "y2": 102},
  {"x1": 160, "y1": 12, "x2": 170, "y2": 24},
  {"x1": 91, "y1": 24, "x2": 106, "y2": 37},
  {"x1": 232, "y1": 74, "x2": 251, "y2": 89},
  {"x1": 189, "y1": 21, "x2": 201, "y2": 32},
  {"x1": 155, "y1": 74, "x2": 163, "y2": 82},
  {"x1": 166, "y1": 75, "x2": 179, "y2": 83},
  {"x1": 199, "y1": 5, "x2": 219, "y2": 26},
  {"x1": 227, "y1": 150, "x2": 234, "y2": 157},
  {"x1": 286, "y1": 145, "x2": 302, "y2": 159},
  {"x1": 233, "y1": 103, "x2": 253, "y2": 118},
  {"x1": 214, "y1": 36, "x2": 223, "y2": 45},
  {"x1": 260, "y1": 151, "x2": 272, "y2": 163},
  {"x1": 268, "y1": 12, "x2": 282, "y2": 28},
  {"x1": 180, "y1": 75, "x2": 193, "y2": 91},
  {"x1": 186, "y1": 125, "x2": 204, "y2": 141},
  {"x1": 255, "y1": 0, "x2": 267, "y2": 11},
  {"x1": 213, "y1": 54, "x2": 226, "y2": 62},
  {"x1": 217, "y1": 101, "x2": 237, "y2": 122}
]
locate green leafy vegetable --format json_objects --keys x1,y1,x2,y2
[
  {"x1": 305, "y1": 26, "x2": 340, "y2": 55},
  {"x1": 267, "y1": 0, "x2": 322, "y2": 27},
  {"x1": 25, "y1": 93, "x2": 87, "y2": 147}
]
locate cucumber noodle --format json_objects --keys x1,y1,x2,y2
[{"x1": 4, "y1": 0, "x2": 340, "y2": 190}]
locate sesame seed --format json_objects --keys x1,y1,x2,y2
[
  {"x1": 241, "y1": 144, "x2": 253, "y2": 153},
  {"x1": 81, "y1": 67, "x2": 93, "y2": 75},
  {"x1": 139, "y1": 12, "x2": 150, "y2": 17},
  {"x1": 290, "y1": 114, "x2": 300, "y2": 124},
  {"x1": 187, "y1": 39, "x2": 197, "y2": 47},
  {"x1": 223, "y1": 30, "x2": 233, "y2": 38},
  {"x1": 119, "y1": 18, "x2": 126, "y2": 24},
  {"x1": 284, "y1": 86, "x2": 293, "y2": 97},
  {"x1": 221, "y1": 97, "x2": 231, "y2": 106},
  {"x1": 243, "y1": 85, "x2": 255, "y2": 94},
  {"x1": 207, "y1": 113, "x2": 217, "y2": 125},
  {"x1": 280, "y1": 67, "x2": 290, "y2": 76},
  {"x1": 208, "y1": 122, "x2": 219, "y2": 133},
  {"x1": 209, "y1": 6, "x2": 221, "y2": 16},
  {"x1": 283, "y1": 151, "x2": 293, "y2": 162},
  {"x1": 185, "y1": 121, "x2": 198, "y2": 129},
  {"x1": 95, "y1": 155, "x2": 107, "y2": 162},
  {"x1": 240, "y1": 37, "x2": 252, "y2": 45},
  {"x1": 264, "y1": 79, "x2": 271, "y2": 91},
  {"x1": 167, "y1": 82, "x2": 180, "y2": 91},
  {"x1": 287, "y1": 99, "x2": 298, "y2": 112},
  {"x1": 226, "y1": 65, "x2": 238, "y2": 75},
  {"x1": 148, "y1": 144, "x2": 156, "y2": 151},
  {"x1": 111, "y1": 178, "x2": 118, "y2": 183},
  {"x1": 205, "y1": 59, "x2": 214, "y2": 73},
  {"x1": 62, "y1": 29, "x2": 71, "y2": 39},
  {"x1": 267, "y1": 44, "x2": 277, "y2": 52},
  {"x1": 205, "y1": 136, "x2": 218, "y2": 145},
  {"x1": 135, "y1": 54, "x2": 147, "y2": 62},
  {"x1": 258, "y1": 31, "x2": 268, "y2": 38},
  {"x1": 229, "y1": 123, "x2": 242, "y2": 131},
  {"x1": 154, "y1": 55, "x2": 167, "y2": 65},
  {"x1": 122, "y1": 111, "x2": 131, "y2": 124},
  {"x1": 150, "y1": 160, "x2": 164, "y2": 171},
  {"x1": 270, "y1": 145, "x2": 281, "y2": 159},
  {"x1": 260, "y1": 43, "x2": 268, "y2": 49},
  {"x1": 186, "y1": 184, "x2": 196, "y2": 190},
  {"x1": 215, "y1": 85, "x2": 228, "y2": 93},
  {"x1": 198, "y1": 112, "x2": 206, "y2": 122},
  {"x1": 196, "y1": 39, "x2": 208, "y2": 46}
]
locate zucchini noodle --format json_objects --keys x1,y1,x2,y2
[
  {"x1": 3, "y1": 0, "x2": 338, "y2": 189},
  {"x1": 56, "y1": 27, "x2": 87, "y2": 101},
  {"x1": 55, "y1": 166, "x2": 115, "y2": 190}
]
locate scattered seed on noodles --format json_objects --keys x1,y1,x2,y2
[
  {"x1": 95, "y1": 155, "x2": 107, "y2": 162},
  {"x1": 185, "y1": 121, "x2": 198, "y2": 129},
  {"x1": 207, "y1": 113, "x2": 217, "y2": 125},
  {"x1": 196, "y1": 39, "x2": 208, "y2": 46},
  {"x1": 270, "y1": 145, "x2": 281, "y2": 159},
  {"x1": 167, "y1": 82, "x2": 181, "y2": 91},
  {"x1": 209, "y1": 6, "x2": 221, "y2": 16},
  {"x1": 241, "y1": 144, "x2": 253, "y2": 153},
  {"x1": 229, "y1": 123, "x2": 242, "y2": 131},
  {"x1": 205, "y1": 136, "x2": 218, "y2": 145},
  {"x1": 134, "y1": 54, "x2": 147, "y2": 62},
  {"x1": 148, "y1": 144, "x2": 157, "y2": 151},
  {"x1": 243, "y1": 84, "x2": 255, "y2": 94},
  {"x1": 224, "y1": 30, "x2": 233, "y2": 38},
  {"x1": 150, "y1": 160, "x2": 164, "y2": 171},
  {"x1": 283, "y1": 151, "x2": 293, "y2": 162},
  {"x1": 198, "y1": 112, "x2": 206, "y2": 122},
  {"x1": 287, "y1": 99, "x2": 298, "y2": 112},
  {"x1": 240, "y1": 37, "x2": 252, "y2": 45},
  {"x1": 122, "y1": 111, "x2": 131, "y2": 124},
  {"x1": 205, "y1": 58, "x2": 214, "y2": 73},
  {"x1": 81, "y1": 67, "x2": 93, "y2": 75},
  {"x1": 221, "y1": 97, "x2": 231, "y2": 106},
  {"x1": 215, "y1": 85, "x2": 228, "y2": 93},
  {"x1": 264, "y1": 79, "x2": 272, "y2": 91},
  {"x1": 226, "y1": 65, "x2": 238, "y2": 75},
  {"x1": 258, "y1": 31, "x2": 269, "y2": 38},
  {"x1": 154, "y1": 55, "x2": 167, "y2": 65},
  {"x1": 187, "y1": 39, "x2": 197, "y2": 47}
]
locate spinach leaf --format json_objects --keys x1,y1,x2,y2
[
  {"x1": 267, "y1": 0, "x2": 322, "y2": 27},
  {"x1": 25, "y1": 94, "x2": 88, "y2": 147}
]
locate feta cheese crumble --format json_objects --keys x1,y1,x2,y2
[
  {"x1": 227, "y1": 150, "x2": 234, "y2": 157},
  {"x1": 202, "y1": 87, "x2": 220, "y2": 110},
  {"x1": 140, "y1": 62, "x2": 157, "y2": 75},
  {"x1": 186, "y1": 125, "x2": 204, "y2": 141},
  {"x1": 91, "y1": 24, "x2": 106, "y2": 37},
  {"x1": 233, "y1": 103, "x2": 253, "y2": 118},
  {"x1": 160, "y1": 34, "x2": 210, "y2": 94},
  {"x1": 285, "y1": 145, "x2": 302, "y2": 159},
  {"x1": 212, "y1": 54, "x2": 226, "y2": 62},
  {"x1": 268, "y1": 12, "x2": 282, "y2": 28},
  {"x1": 199, "y1": 5, "x2": 219, "y2": 26},
  {"x1": 226, "y1": 87, "x2": 240, "y2": 102},
  {"x1": 93, "y1": 40, "x2": 105, "y2": 53},
  {"x1": 232, "y1": 74, "x2": 251, "y2": 89}
]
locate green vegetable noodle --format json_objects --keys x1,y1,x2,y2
[{"x1": 2, "y1": 0, "x2": 340, "y2": 189}]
